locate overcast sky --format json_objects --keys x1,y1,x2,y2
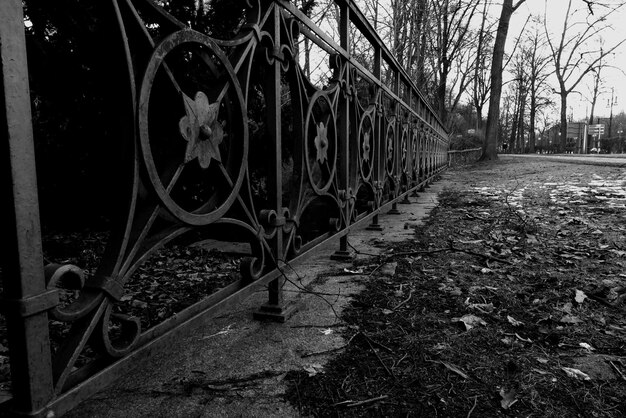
[{"x1": 510, "y1": 0, "x2": 626, "y2": 123}]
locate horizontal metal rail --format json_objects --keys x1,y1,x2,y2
[{"x1": 0, "y1": 0, "x2": 450, "y2": 416}]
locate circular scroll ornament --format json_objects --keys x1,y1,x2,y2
[
  {"x1": 385, "y1": 123, "x2": 395, "y2": 175},
  {"x1": 303, "y1": 93, "x2": 337, "y2": 194},
  {"x1": 359, "y1": 113, "x2": 374, "y2": 181},
  {"x1": 400, "y1": 126, "x2": 409, "y2": 172},
  {"x1": 411, "y1": 127, "x2": 419, "y2": 177},
  {"x1": 139, "y1": 29, "x2": 248, "y2": 225}
]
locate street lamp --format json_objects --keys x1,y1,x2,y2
[{"x1": 607, "y1": 87, "x2": 618, "y2": 138}]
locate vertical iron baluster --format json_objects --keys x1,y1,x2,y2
[
  {"x1": 254, "y1": 3, "x2": 294, "y2": 321},
  {"x1": 367, "y1": 45, "x2": 383, "y2": 231},
  {"x1": 387, "y1": 69, "x2": 401, "y2": 215},
  {"x1": 0, "y1": 1, "x2": 56, "y2": 415},
  {"x1": 330, "y1": 1, "x2": 354, "y2": 261}
]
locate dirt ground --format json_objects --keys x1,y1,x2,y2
[
  {"x1": 3, "y1": 157, "x2": 626, "y2": 418},
  {"x1": 284, "y1": 157, "x2": 626, "y2": 417}
]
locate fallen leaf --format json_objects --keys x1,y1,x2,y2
[
  {"x1": 432, "y1": 343, "x2": 448, "y2": 351},
  {"x1": 575, "y1": 289, "x2": 587, "y2": 304},
  {"x1": 453, "y1": 314, "x2": 487, "y2": 330},
  {"x1": 467, "y1": 302, "x2": 494, "y2": 313},
  {"x1": 320, "y1": 328, "x2": 333, "y2": 335},
  {"x1": 499, "y1": 388, "x2": 518, "y2": 410},
  {"x1": 439, "y1": 361, "x2": 469, "y2": 379},
  {"x1": 514, "y1": 333, "x2": 533, "y2": 343},
  {"x1": 304, "y1": 363, "x2": 324, "y2": 377},
  {"x1": 560, "y1": 315, "x2": 583, "y2": 324},
  {"x1": 526, "y1": 234, "x2": 539, "y2": 244},
  {"x1": 578, "y1": 342, "x2": 594, "y2": 351},
  {"x1": 131, "y1": 299, "x2": 148, "y2": 309},
  {"x1": 379, "y1": 262, "x2": 397, "y2": 277},
  {"x1": 507, "y1": 315, "x2": 523, "y2": 327},
  {"x1": 562, "y1": 367, "x2": 591, "y2": 381},
  {"x1": 448, "y1": 286, "x2": 463, "y2": 296}
]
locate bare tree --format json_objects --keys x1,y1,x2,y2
[
  {"x1": 427, "y1": 0, "x2": 481, "y2": 126},
  {"x1": 543, "y1": 0, "x2": 626, "y2": 151},
  {"x1": 480, "y1": 0, "x2": 527, "y2": 161},
  {"x1": 470, "y1": 0, "x2": 496, "y2": 133},
  {"x1": 524, "y1": 24, "x2": 553, "y2": 153},
  {"x1": 584, "y1": 45, "x2": 616, "y2": 127}
]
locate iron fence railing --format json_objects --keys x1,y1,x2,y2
[{"x1": 0, "y1": 0, "x2": 449, "y2": 416}]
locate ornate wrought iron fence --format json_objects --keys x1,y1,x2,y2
[{"x1": 0, "y1": 0, "x2": 449, "y2": 416}]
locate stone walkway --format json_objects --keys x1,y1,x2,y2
[{"x1": 65, "y1": 183, "x2": 445, "y2": 418}]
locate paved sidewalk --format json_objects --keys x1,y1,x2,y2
[{"x1": 65, "y1": 182, "x2": 447, "y2": 418}]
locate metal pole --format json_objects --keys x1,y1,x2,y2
[
  {"x1": 0, "y1": 0, "x2": 56, "y2": 415},
  {"x1": 254, "y1": 2, "x2": 293, "y2": 321},
  {"x1": 608, "y1": 87, "x2": 614, "y2": 138},
  {"x1": 330, "y1": 0, "x2": 354, "y2": 260}
]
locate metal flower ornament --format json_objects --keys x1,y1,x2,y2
[
  {"x1": 179, "y1": 91, "x2": 225, "y2": 169},
  {"x1": 362, "y1": 130, "x2": 371, "y2": 162},
  {"x1": 314, "y1": 121, "x2": 328, "y2": 163}
]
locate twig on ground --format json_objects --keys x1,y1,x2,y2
[
  {"x1": 290, "y1": 323, "x2": 345, "y2": 329},
  {"x1": 393, "y1": 290, "x2": 414, "y2": 311},
  {"x1": 363, "y1": 334, "x2": 396, "y2": 380},
  {"x1": 301, "y1": 333, "x2": 359, "y2": 358},
  {"x1": 347, "y1": 240, "x2": 383, "y2": 257},
  {"x1": 390, "y1": 248, "x2": 451, "y2": 257},
  {"x1": 276, "y1": 259, "x2": 341, "y2": 319},
  {"x1": 449, "y1": 245, "x2": 513, "y2": 265},
  {"x1": 333, "y1": 395, "x2": 389, "y2": 408},
  {"x1": 346, "y1": 395, "x2": 389, "y2": 407},
  {"x1": 360, "y1": 332, "x2": 394, "y2": 354},
  {"x1": 609, "y1": 361, "x2": 626, "y2": 381},
  {"x1": 391, "y1": 244, "x2": 512, "y2": 265},
  {"x1": 467, "y1": 396, "x2": 478, "y2": 418},
  {"x1": 301, "y1": 346, "x2": 345, "y2": 358}
]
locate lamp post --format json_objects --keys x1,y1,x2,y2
[{"x1": 607, "y1": 87, "x2": 618, "y2": 138}]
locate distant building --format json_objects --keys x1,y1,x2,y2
[
  {"x1": 566, "y1": 122, "x2": 588, "y2": 154},
  {"x1": 540, "y1": 122, "x2": 593, "y2": 154}
]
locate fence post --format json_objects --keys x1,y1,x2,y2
[
  {"x1": 0, "y1": 0, "x2": 56, "y2": 415},
  {"x1": 254, "y1": 1, "x2": 294, "y2": 321},
  {"x1": 387, "y1": 69, "x2": 401, "y2": 215},
  {"x1": 330, "y1": 0, "x2": 354, "y2": 260},
  {"x1": 367, "y1": 45, "x2": 383, "y2": 231}
]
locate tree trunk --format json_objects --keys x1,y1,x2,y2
[
  {"x1": 481, "y1": 0, "x2": 517, "y2": 160},
  {"x1": 509, "y1": 93, "x2": 519, "y2": 152},
  {"x1": 518, "y1": 96, "x2": 526, "y2": 152},
  {"x1": 560, "y1": 92, "x2": 568, "y2": 152},
  {"x1": 529, "y1": 93, "x2": 536, "y2": 153}
]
